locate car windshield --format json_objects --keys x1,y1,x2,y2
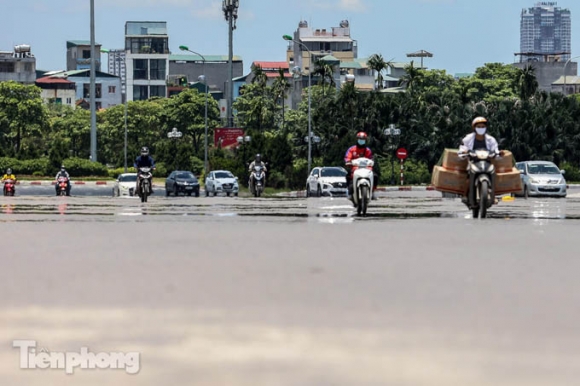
[
  {"x1": 119, "y1": 174, "x2": 137, "y2": 182},
  {"x1": 177, "y1": 172, "x2": 195, "y2": 179},
  {"x1": 215, "y1": 172, "x2": 234, "y2": 179},
  {"x1": 321, "y1": 168, "x2": 347, "y2": 177},
  {"x1": 527, "y1": 164, "x2": 560, "y2": 175}
]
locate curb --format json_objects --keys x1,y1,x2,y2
[{"x1": 16, "y1": 181, "x2": 111, "y2": 186}]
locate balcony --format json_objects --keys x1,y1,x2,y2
[{"x1": 76, "y1": 58, "x2": 101, "y2": 66}]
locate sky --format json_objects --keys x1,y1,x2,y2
[{"x1": 1, "y1": 0, "x2": 579, "y2": 76}]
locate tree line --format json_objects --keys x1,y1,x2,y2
[{"x1": 2, "y1": 60, "x2": 580, "y2": 185}]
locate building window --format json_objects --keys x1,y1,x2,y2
[
  {"x1": 109, "y1": 86, "x2": 116, "y2": 93},
  {"x1": 150, "y1": 86, "x2": 166, "y2": 98},
  {"x1": 24, "y1": 63, "x2": 32, "y2": 72},
  {"x1": 66, "y1": 98, "x2": 72, "y2": 105},
  {"x1": 149, "y1": 59, "x2": 166, "y2": 80},
  {"x1": 126, "y1": 37, "x2": 168, "y2": 54},
  {"x1": 133, "y1": 85, "x2": 149, "y2": 101},
  {"x1": 133, "y1": 59, "x2": 148, "y2": 80},
  {"x1": 0, "y1": 63, "x2": 15, "y2": 73},
  {"x1": 82, "y1": 50, "x2": 91, "y2": 59},
  {"x1": 83, "y1": 84, "x2": 102, "y2": 98},
  {"x1": 96, "y1": 102, "x2": 102, "y2": 110}
]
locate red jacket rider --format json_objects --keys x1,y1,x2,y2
[
  {"x1": 344, "y1": 132, "x2": 373, "y2": 170},
  {"x1": 344, "y1": 132, "x2": 377, "y2": 196}
]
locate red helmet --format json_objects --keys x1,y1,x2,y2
[{"x1": 356, "y1": 132, "x2": 368, "y2": 140}]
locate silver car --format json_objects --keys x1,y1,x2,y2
[{"x1": 516, "y1": 161, "x2": 567, "y2": 198}]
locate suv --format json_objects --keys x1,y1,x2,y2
[
  {"x1": 516, "y1": 161, "x2": 567, "y2": 198},
  {"x1": 205, "y1": 170, "x2": 239, "y2": 197},
  {"x1": 306, "y1": 167, "x2": 348, "y2": 197}
]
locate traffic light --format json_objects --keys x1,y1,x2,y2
[{"x1": 179, "y1": 76, "x2": 188, "y2": 87}]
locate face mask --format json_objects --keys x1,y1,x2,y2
[
  {"x1": 357, "y1": 140, "x2": 366, "y2": 146},
  {"x1": 475, "y1": 127, "x2": 486, "y2": 135}
]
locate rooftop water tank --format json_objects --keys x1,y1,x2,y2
[{"x1": 14, "y1": 44, "x2": 31, "y2": 53}]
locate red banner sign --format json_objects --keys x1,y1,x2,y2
[{"x1": 214, "y1": 128, "x2": 245, "y2": 149}]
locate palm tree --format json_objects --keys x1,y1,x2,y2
[
  {"x1": 250, "y1": 64, "x2": 268, "y2": 88},
  {"x1": 399, "y1": 61, "x2": 423, "y2": 94},
  {"x1": 515, "y1": 65, "x2": 539, "y2": 100},
  {"x1": 367, "y1": 53, "x2": 392, "y2": 90},
  {"x1": 312, "y1": 60, "x2": 336, "y2": 92},
  {"x1": 273, "y1": 68, "x2": 291, "y2": 130}
]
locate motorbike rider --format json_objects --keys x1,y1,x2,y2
[
  {"x1": 2, "y1": 168, "x2": 16, "y2": 183},
  {"x1": 344, "y1": 132, "x2": 378, "y2": 200},
  {"x1": 248, "y1": 154, "x2": 267, "y2": 192},
  {"x1": 458, "y1": 116, "x2": 504, "y2": 201},
  {"x1": 55, "y1": 165, "x2": 71, "y2": 196},
  {"x1": 134, "y1": 146, "x2": 156, "y2": 194}
]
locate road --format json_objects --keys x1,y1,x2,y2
[{"x1": 1, "y1": 191, "x2": 580, "y2": 386}]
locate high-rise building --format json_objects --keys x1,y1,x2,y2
[
  {"x1": 520, "y1": 2, "x2": 571, "y2": 62},
  {"x1": 106, "y1": 49, "x2": 126, "y2": 95},
  {"x1": 124, "y1": 21, "x2": 169, "y2": 101}
]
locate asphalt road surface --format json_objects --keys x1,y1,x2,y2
[{"x1": 1, "y1": 191, "x2": 580, "y2": 386}]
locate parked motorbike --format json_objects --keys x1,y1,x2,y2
[
  {"x1": 3, "y1": 179, "x2": 15, "y2": 196},
  {"x1": 249, "y1": 165, "x2": 265, "y2": 197},
  {"x1": 56, "y1": 177, "x2": 70, "y2": 196},
  {"x1": 465, "y1": 149, "x2": 497, "y2": 218},
  {"x1": 349, "y1": 157, "x2": 374, "y2": 216},
  {"x1": 137, "y1": 167, "x2": 153, "y2": 203}
]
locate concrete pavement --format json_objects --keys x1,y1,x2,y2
[{"x1": 1, "y1": 194, "x2": 580, "y2": 386}]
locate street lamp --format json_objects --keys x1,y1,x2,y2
[
  {"x1": 283, "y1": 34, "x2": 312, "y2": 175},
  {"x1": 179, "y1": 45, "x2": 208, "y2": 174},
  {"x1": 89, "y1": 0, "x2": 97, "y2": 162},
  {"x1": 384, "y1": 124, "x2": 401, "y2": 185},
  {"x1": 563, "y1": 55, "x2": 580, "y2": 95},
  {"x1": 101, "y1": 48, "x2": 128, "y2": 172},
  {"x1": 168, "y1": 127, "x2": 183, "y2": 171},
  {"x1": 223, "y1": 0, "x2": 239, "y2": 127}
]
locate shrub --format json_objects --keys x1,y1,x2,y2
[
  {"x1": 560, "y1": 161, "x2": 580, "y2": 182},
  {"x1": 108, "y1": 166, "x2": 137, "y2": 179},
  {"x1": 62, "y1": 158, "x2": 109, "y2": 177},
  {"x1": 267, "y1": 171, "x2": 287, "y2": 189}
]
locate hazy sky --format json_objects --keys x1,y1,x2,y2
[{"x1": 1, "y1": 0, "x2": 578, "y2": 75}]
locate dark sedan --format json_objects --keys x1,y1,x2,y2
[{"x1": 165, "y1": 171, "x2": 200, "y2": 197}]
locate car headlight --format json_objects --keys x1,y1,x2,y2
[
  {"x1": 558, "y1": 178, "x2": 565, "y2": 184},
  {"x1": 531, "y1": 178, "x2": 540, "y2": 184}
]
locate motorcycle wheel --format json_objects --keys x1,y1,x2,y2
[
  {"x1": 479, "y1": 181, "x2": 489, "y2": 219},
  {"x1": 360, "y1": 185, "x2": 369, "y2": 216},
  {"x1": 10, "y1": 190, "x2": 14, "y2": 196}
]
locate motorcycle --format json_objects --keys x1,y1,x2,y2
[
  {"x1": 137, "y1": 166, "x2": 153, "y2": 203},
  {"x1": 3, "y1": 179, "x2": 15, "y2": 196},
  {"x1": 465, "y1": 149, "x2": 497, "y2": 219},
  {"x1": 250, "y1": 165, "x2": 265, "y2": 197},
  {"x1": 56, "y1": 176, "x2": 70, "y2": 196},
  {"x1": 349, "y1": 157, "x2": 374, "y2": 216}
]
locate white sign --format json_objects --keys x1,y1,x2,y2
[{"x1": 219, "y1": 99, "x2": 227, "y2": 119}]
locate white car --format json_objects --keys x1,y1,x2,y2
[
  {"x1": 113, "y1": 173, "x2": 137, "y2": 197},
  {"x1": 205, "y1": 170, "x2": 239, "y2": 197},
  {"x1": 306, "y1": 166, "x2": 348, "y2": 197}
]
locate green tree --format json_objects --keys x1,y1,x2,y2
[{"x1": 0, "y1": 81, "x2": 49, "y2": 158}]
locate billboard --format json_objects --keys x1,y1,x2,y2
[{"x1": 214, "y1": 128, "x2": 245, "y2": 149}]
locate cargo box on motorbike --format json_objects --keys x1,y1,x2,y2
[
  {"x1": 431, "y1": 166, "x2": 468, "y2": 195},
  {"x1": 491, "y1": 150, "x2": 515, "y2": 173},
  {"x1": 495, "y1": 167, "x2": 523, "y2": 195},
  {"x1": 440, "y1": 149, "x2": 467, "y2": 171}
]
